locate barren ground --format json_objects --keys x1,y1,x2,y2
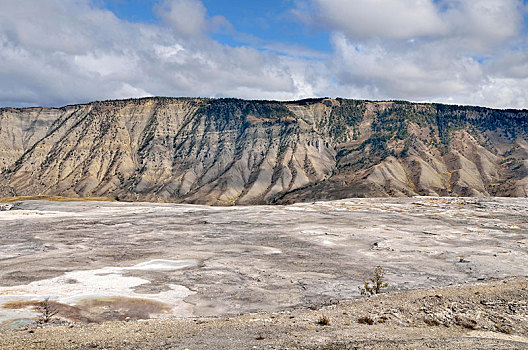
[{"x1": 0, "y1": 197, "x2": 527, "y2": 348}]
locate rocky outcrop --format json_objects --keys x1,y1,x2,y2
[{"x1": 1, "y1": 97, "x2": 527, "y2": 204}]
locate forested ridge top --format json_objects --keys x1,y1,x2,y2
[{"x1": 3, "y1": 96, "x2": 527, "y2": 112}]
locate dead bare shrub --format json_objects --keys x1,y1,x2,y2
[
  {"x1": 357, "y1": 316, "x2": 374, "y2": 325},
  {"x1": 37, "y1": 297, "x2": 59, "y2": 323},
  {"x1": 317, "y1": 315, "x2": 330, "y2": 326},
  {"x1": 455, "y1": 315, "x2": 478, "y2": 330},
  {"x1": 495, "y1": 323, "x2": 512, "y2": 334},
  {"x1": 423, "y1": 317, "x2": 441, "y2": 326}
]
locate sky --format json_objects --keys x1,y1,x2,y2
[{"x1": 0, "y1": 0, "x2": 527, "y2": 109}]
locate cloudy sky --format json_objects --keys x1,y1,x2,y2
[{"x1": 1, "y1": 0, "x2": 527, "y2": 109}]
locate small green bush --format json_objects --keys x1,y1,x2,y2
[{"x1": 359, "y1": 266, "x2": 389, "y2": 296}]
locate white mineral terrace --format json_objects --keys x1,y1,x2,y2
[{"x1": 0, "y1": 197, "x2": 527, "y2": 327}]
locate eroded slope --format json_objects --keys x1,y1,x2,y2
[{"x1": 1, "y1": 98, "x2": 528, "y2": 204}]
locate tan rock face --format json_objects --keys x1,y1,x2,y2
[{"x1": 1, "y1": 97, "x2": 528, "y2": 204}]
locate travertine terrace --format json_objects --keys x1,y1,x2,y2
[{"x1": 1, "y1": 197, "x2": 527, "y2": 326}]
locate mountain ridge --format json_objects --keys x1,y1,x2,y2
[
  {"x1": 1, "y1": 97, "x2": 528, "y2": 204},
  {"x1": 3, "y1": 96, "x2": 527, "y2": 112}
]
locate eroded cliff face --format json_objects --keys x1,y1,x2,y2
[{"x1": 1, "y1": 97, "x2": 527, "y2": 204}]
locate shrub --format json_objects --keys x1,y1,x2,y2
[
  {"x1": 357, "y1": 316, "x2": 374, "y2": 325},
  {"x1": 423, "y1": 317, "x2": 441, "y2": 326},
  {"x1": 37, "y1": 297, "x2": 59, "y2": 323},
  {"x1": 359, "y1": 266, "x2": 389, "y2": 296},
  {"x1": 317, "y1": 315, "x2": 330, "y2": 326},
  {"x1": 455, "y1": 315, "x2": 478, "y2": 330}
]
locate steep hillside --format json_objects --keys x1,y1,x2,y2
[{"x1": 1, "y1": 97, "x2": 527, "y2": 204}]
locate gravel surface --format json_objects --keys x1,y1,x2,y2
[{"x1": 0, "y1": 277, "x2": 527, "y2": 349}]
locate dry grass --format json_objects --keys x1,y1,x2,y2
[
  {"x1": 0, "y1": 196, "x2": 114, "y2": 203},
  {"x1": 357, "y1": 316, "x2": 374, "y2": 325},
  {"x1": 3, "y1": 296, "x2": 170, "y2": 323},
  {"x1": 3, "y1": 299, "x2": 60, "y2": 323},
  {"x1": 423, "y1": 317, "x2": 442, "y2": 326},
  {"x1": 317, "y1": 315, "x2": 330, "y2": 326},
  {"x1": 2, "y1": 300, "x2": 36, "y2": 309},
  {"x1": 454, "y1": 315, "x2": 478, "y2": 330}
]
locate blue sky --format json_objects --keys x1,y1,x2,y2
[
  {"x1": 204, "y1": 0, "x2": 332, "y2": 54},
  {"x1": 99, "y1": 0, "x2": 333, "y2": 53},
  {"x1": 99, "y1": 0, "x2": 159, "y2": 23},
  {"x1": 0, "y1": 0, "x2": 527, "y2": 108}
]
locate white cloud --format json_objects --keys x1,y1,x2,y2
[
  {"x1": 297, "y1": 0, "x2": 528, "y2": 108},
  {"x1": 442, "y1": 0, "x2": 524, "y2": 52},
  {"x1": 155, "y1": 0, "x2": 207, "y2": 37},
  {"x1": 0, "y1": 0, "x2": 323, "y2": 107},
  {"x1": 489, "y1": 50, "x2": 528, "y2": 79},
  {"x1": 154, "y1": 0, "x2": 233, "y2": 38},
  {"x1": 470, "y1": 77, "x2": 528, "y2": 108},
  {"x1": 310, "y1": 0, "x2": 446, "y2": 40},
  {"x1": 306, "y1": 0, "x2": 524, "y2": 49},
  {"x1": 0, "y1": 0, "x2": 527, "y2": 109},
  {"x1": 330, "y1": 33, "x2": 485, "y2": 100}
]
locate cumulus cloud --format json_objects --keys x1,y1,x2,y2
[
  {"x1": 309, "y1": 0, "x2": 446, "y2": 40},
  {"x1": 0, "y1": 0, "x2": 322, "y2": 107},
  {"x1": 442, "y1": 0, "x2": 524, "y2": 52},
  {"x1": 295, "y1": 0, "x2": 528, "y2": 108},
  {"x1": 155, "y1": 0, "x2": 207, "y2": 37},
  {"x1": 330, "y1": 34, "x2": 484, "y2": 99},
  {"x1": 0, "y1": 0, "x2": 527, "y2": 109}
]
